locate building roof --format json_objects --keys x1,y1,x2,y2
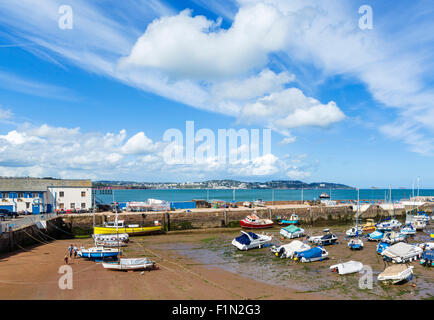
[{"x1": 0, "y1": 177, "x2": 92, "y2": 192}]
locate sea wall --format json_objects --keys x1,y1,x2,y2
[
  {"x1": 61, "y1": 203, "x2": 433, "y2": 235},
  {"x1": 0, "y1": 217, "x2": 72, "y2": 254}
]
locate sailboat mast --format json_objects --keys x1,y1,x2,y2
[{"x1": 357, "y1": 188, "x2": 359, "y2": 236}]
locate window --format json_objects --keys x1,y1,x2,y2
[
  {"x1": 59, "y1": 191, "x2": 64, "y2": 197},
  {"x1": 70, "y1": 203, "x2": 75, "y2": 209},
  {"x1": 28, "y1": 193, "x2": 33, "y2": 198},
  {"x1": 26, "y1": 202, "x2": 30, "y2": 209},
  {"x1": 18, "y1": 192, "x2": 24, "y2": 198},
  {"x1": 81, "y1": 203, "x2": 86, "y2": 209},
  {"x1": 59, "y1": 203, "x2": 64, "y2": 209},
  {"x1": 2, "y1": 192, "x2": 7, "y2": 199},
  {"x1": 81, "y1": 191, "x2": 86, "y2": 197}
]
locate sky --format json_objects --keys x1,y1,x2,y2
[{"x1": 0, "y1": 0, "x2": 433, "y2": 188}]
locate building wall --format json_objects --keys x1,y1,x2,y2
[
  {"x1": 0, "y1": 192, "x2": 45, "y2": 213},
  {"x1": 50, "y1": 187, "x2": 92, "y2": 211}
]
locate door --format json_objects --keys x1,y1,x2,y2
[{"x1": 0, "y1": 205, "x2": 14, "y2": 212}]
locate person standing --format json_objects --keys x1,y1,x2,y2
[
  {"x1": 73, "y1": 246, "x2": 78, "y2": 259},
  {"x1": 64, "y1": 255, "x2": 68, "y2": 265},
  {"x1": 68, "y1": 244, "x2": 73, "y2": 258}
]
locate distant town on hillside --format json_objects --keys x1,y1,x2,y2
[{"x1": 92, "y1": 180, "x2": 354, "y2": 190}]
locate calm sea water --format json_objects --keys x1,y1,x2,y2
[{"x1": 96, "y1": 188, "x2": 434, "y2": 204}]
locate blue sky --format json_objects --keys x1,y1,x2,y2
[{"x1": 0, "y1": 0, "x2": 433, "y2": 188}]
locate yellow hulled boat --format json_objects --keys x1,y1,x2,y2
[
  {"x1": 361, "y1": 219, "x2": 376, "y2": 233},
  {"x1": 94, "y1": 220, "x2": 162, "y2": 236}
]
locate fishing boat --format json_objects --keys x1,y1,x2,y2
[
  {"x1": 348, "y1": 238, "x2": 364, "y2": 250},
  {"x1": 412, "y1": 211, "x2": 431, "y2": 224},
  {"x1": 232, "y1": 231, "x2": 272, "y2": 251},
  {"x1": 94, "y1": 220, "x2": 162, "y2": 236},
  {"x1": 431, "y1": 233, "x2": 434, "y2": 239},
  {"x1": 240, "y1": 213, "x2": 273, "y2": 229},
  {"x1": 293, "y1": 246, "x2": 328, "y2": 263},
  {"x1": 243, "y1": 201, "x2": 251, "y2": 208},
  {"x1": 368, "y1": 230, "x2": 384, "y2": 241},
  {"x1": 271, "y1": 240, "x2": 311, "y2": 259},
  {"x1": 78, "y1": 246, "x2": 121, "y2": 260},
  {"x1": 381, "y1": 231, "x2": 406, "y2": 244},
  {"x1": 95, "y1": 239, "x2": 128, "y2": 247},
  {"x1": 381, "y1": 242, "x2": 423, "y2": 263},
  {"x1": 277, "y1": 214, "x2": 299, "y2": 225},
  {"x1": 378, "y1": 265, "x2": 414, "y2": 284},
  {"x1": 376, "y1": 218, "x2": 402, "y2": 232},
  {"x1": 102, "y1": 258, "x2": 156, "y2": 271},
  {"x1": 411, "y1": 219, "x2": 426, "y2": 231},
  {"x1": 280, "y1": 225, "x2": 305, "y2": 239},
  {"x1": 420, "y1": 250, "x2": 433, "y2": 267},
  {"x1": 361, "y1": 219, "x2": 376, "y2": 233},
  {"x1": 330, "y1": 261, "x2": 363, "y2": 275},
  {"x1": 319, "y1": 193, "x2": 330, "y2": 199},
  {"x1": 307, "y1": 229, "x2": 338, "y2": 246},
  {"x1": 400, "y1": 223, "x2": 416, "y2": 236},
  {"x1": 377, "y1": 242, "x2": 391, "y2": 254}
]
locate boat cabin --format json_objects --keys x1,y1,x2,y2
[{"x1": 104, "y1": 220, "x2": 125, "y2": 228}]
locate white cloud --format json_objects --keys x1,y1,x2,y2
[
  {"x1": 279, "y1": 136, "x2": 296, "y2": 145},
  {"x1": 0, "y1": 106, "x2": 13, "y2": 120},
  {"x1": 119, "y1": 5, "x2": 290, "y2": 80},
  {"x1": 121, "y1": 132, "x2": 160, "y2": 155},
  {"x1": 240, "y1": 87, "x2": 345, "y2": 129}
]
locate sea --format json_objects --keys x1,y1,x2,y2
[{"x1": 96, "y1": 188, "x2": 434, "y2": 204}]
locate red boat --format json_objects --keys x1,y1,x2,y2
[{"x1": 240, "y1": 214, "x2": 274, "y2": 229}]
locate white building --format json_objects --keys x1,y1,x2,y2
[{"x1": 0, "y1": 177, "x2": 92, "y2": 214}]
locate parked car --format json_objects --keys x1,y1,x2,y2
[{"x1": 0, "y1": 209, "x2": 18, "y2": 219}]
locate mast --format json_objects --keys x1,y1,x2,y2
[{"x1": 356, "y1": 187, "x2": 360, "y2": 237}]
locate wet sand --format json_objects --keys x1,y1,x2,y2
[{"x1": 0, "y1": 224, "x2": 432, "y2": 300}]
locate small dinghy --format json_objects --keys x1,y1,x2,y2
[
  {"x1": 293, "y1": 246, "x2": 328, "y2": 263},
  {"x1": 278, "y1": 214, "x2": 299, "y2": 225},
  {"x1": 95, "y1": 239, "x2": 128, "y2": 247},
  {"x1": 348, "y1": 238, "x2": 364, "y2": 250},
  {"x1": 307, "y1": 229, "x2": 338, "y2": 246},
  {"x1": 271, "y1": 240, "x2": 311, "y2": 259},
  {"x1": 376, "y1": 218, "x2": 402, "y2": 232},
  {"x1": 78, "y1": 247, "x2": 121, "y2": 260},
  {"x1": 330, "y1": 261, "x2": 364, "y2": 275},
  {"x1": 381, "y1": 231, "x2": 406, "y2": 244},
  {"x1": 381, "y1": 242, "x2": 423, "y2": 263},
  {"x1": 102, "y1": 258, "x2": 156, "y2": 271},
  {"x1": 240, "y1": 213, "x2": 273, "y2": 229},
  {"x1": 346, "y1": 226, "x2": 363, "y2": 237},
  {"x1": 280, "y1": 225, "x2": 305, "y2": 239},
  {"x1": 400, "y1": 223, "x2": 416, "y2": 236},
  {"x1": 378, "y1": 265, "x2": 414, "y2": 284},
  {"x1": 420, "y1": 250, "x2": 433, "y2": 267},
  {"x1": 377, "y1": 242, "x2": 391, "y2": 254},
  {"x1": 232, "y1": 231, "x2": 272, "y2": 251},
  {"x1": 368, "y1": 230, "x2": 384, "y2": 241}
]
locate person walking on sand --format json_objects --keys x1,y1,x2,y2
[
  {"x1": 73, "y1": 246, "x2": 78, "y2": 259},
  {"x1": 68, "y1": 244, "x2": 73, "y2": 258},
  {"x1": 64, "y1": 255, "x2": 68, "y2": 265}
]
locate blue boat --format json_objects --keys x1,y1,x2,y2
[
  {"x1": 368, "y1": 230, "x2": 384, "y2": 241},
  {"x1": 78, "y1": 247, "x2": 121, "y2": 261},
  {"x1": 420, "y1": 250, "x2": 433, "y2": 267},
  {"x1": 294, "y1": 246, "x2": 328, "y2": 263},
  {"x1": 377, "y1": 242, "x2": 391, "y2": 254},
  {"x1": 278, "y1": 214, "x2": 299, "y2": 225}
]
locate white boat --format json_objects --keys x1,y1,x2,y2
[
  {"x1": 271, "y1": 240, "x2": 311, "y2": 259},
  {"x1": 253, "y1": 199, "x2": 266, "y2": 207},
  {"x1": 78, "y1": 246, "x2": 121, "y2": 260},
  {"x1": 93, "y1": 233, "x2": 129, "y2": 243},
  {"x1": 95, "y1": 239, "x2": 128, "y2": 247},
  {"x1": 346, "y1": 226, "x2": 363, "y2": 237},
  {"x1": 400, "y1": 223, "x2": 416, "y2": 235},
  {"x1": 330, "y1": 261, "x2": 364, "y2": 275},
  {"x1": 102, "y1": 258, "x2": 156, "y2": 271},
  {"x1": 280, "y1": 225, "x2": 305, "y2": 239},
  {"x1": 377, "y1": 265, "x2": 414, "y2": 284},
  {"x1": 293, "y1": 246, "x2": 329, "y2": 263},
  {"x1": 376, "y1": 219, "x2": 402, "y2": 232},
  {"x1": 381, "y1": 242, "x2": 423, "y2": 263},
  {"x1": 381, "y1": 231, "x2": 406, "y2": 244},
  {"x1": 417, "y1": 242, "x2": 434, "y2": 251},
  {"x1": 348, "y1": 238, "x2": 364, "y2": 250},
  {"x1": 412, "y1": 219, "x2": 426, "y2": 231},
  {"x1": 307, "y1": 229, "x2": 338, "y2": 245},
  {"x1": 243, "y1": 201, "x2": 251, "y2": 207},
  {"x1": 232, "y1": 231, "x2": 272, "y2": 251}
]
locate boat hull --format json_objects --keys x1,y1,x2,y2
[
  {"x1": 240, "y1": 220, "x2": 273, "y2": 229},
  {"x1": 94, "y1": 225, "x2": 162, "y2": 235}
]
